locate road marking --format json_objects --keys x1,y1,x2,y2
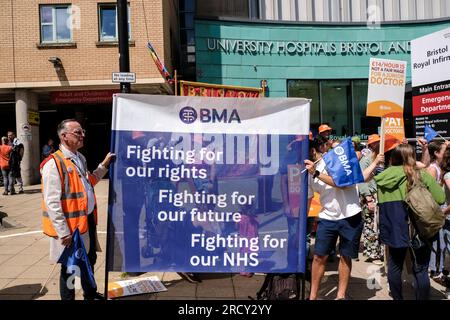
[{"x1": 0, "y1": 230, "x2": 42, "y2": 239}]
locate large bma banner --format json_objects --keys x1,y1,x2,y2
[{"x1": 107, "y1": 94, "x2": 310, "y2": 274}]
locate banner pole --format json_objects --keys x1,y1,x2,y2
[
  {"x1": 103, "y1": 186, "x2": 115, "y2": 300},
  {"x1": 380, "y1": 117, "x2": 386, "y2": 154}
]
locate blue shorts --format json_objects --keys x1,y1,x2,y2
[{"x1": 314, "y1": 213, "x2": 363, "y2": 259}]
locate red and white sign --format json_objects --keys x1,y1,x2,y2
[
  {"x1": 50, "y1": 89, "x2": 120, "y2": 105},
  {"x1": 412, "y1": 90, "x2": 450, "y2": 117}
]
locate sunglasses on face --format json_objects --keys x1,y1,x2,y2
[{"x1": 66, "y1": 129, "x2": 86, "y2": 136}]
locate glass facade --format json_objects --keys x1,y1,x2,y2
[
  {"x1": 179, "y1": 0, "x2": 196, "y2": 79},
  {"x1": 288, "y1": 79, "x2": 396, "y2": 140}
]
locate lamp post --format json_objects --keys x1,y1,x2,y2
[{"x1": 117, "y1": 0, "x2": 130, "y2": 93}]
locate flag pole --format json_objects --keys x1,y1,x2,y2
[
  {"x1": 39, "y1": 263, "x2": 58, "y2": 294},
  {"x1": 300, "y1": 158, "x2": 322, "y2": 173},
  {"x1": 379, "y1": 117, "x2": 386, "y2": 154},
  {"x1": 437, "y1": 132, "x2": 448, "y2": 141}
]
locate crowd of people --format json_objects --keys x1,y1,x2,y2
[
  {"x1": 3, "y1": 118, "x2": 450, "y2": 301},
  {"x1": 304, "y1": 124, "x2": 450, "y2": 300}
]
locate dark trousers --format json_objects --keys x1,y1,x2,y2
[
  {"x1": 60, "y1": 213, "x2": 98, "y2": 300},
  {"x1": 387, "y1": 245, "x2": 431, "y2": 300}
]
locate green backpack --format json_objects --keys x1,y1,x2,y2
[{"x1": 404, "y1": 180, "x2": 445, "y2": 240}]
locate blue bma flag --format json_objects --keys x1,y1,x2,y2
[
  {"x1": 57, "y1": 228, "x2": 97, "y2": 292},
  {"x1": 323, "y1": 137, "x2": 364, "y2": 187},
  {"x1": 424, "y1": 125, "x2": 438, "y2": 142}
]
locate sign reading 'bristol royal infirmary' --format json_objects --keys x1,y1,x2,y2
[
  {"x1": 366, "y1": 58, "x2": 407, "y2": 118},
  {"x1": 411, "y1": 27, "x2": 450, "y2": 139}
]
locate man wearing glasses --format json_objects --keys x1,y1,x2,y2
[{"x1": 41, "y1": 119, "x2": 115, "y2": 300}]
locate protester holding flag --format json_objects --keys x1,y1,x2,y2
[
  {"x1": 374, "y1": 144, "x2": 445, "y2": 300},
  {"x1": 304, "y1": 137, "x2": 384, "y2": 300},
  {"x1": 41, "y1": 119, "x2": 115, "y2": 300}
]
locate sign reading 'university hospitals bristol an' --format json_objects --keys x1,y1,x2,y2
[{"x1": 107, "y1": 94, "x2": 311, "y2": 273}]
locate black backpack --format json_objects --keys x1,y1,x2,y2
[
  {"x1": 255, "y1": 273, "x2": 300, "y2": 300},
  {"x1": 9, "y1": 144, "x2": 23, "y2": 170}
]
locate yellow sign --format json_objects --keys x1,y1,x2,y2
[{"x1": 28, "y1": 110, "x2": 40, "y2": 125}]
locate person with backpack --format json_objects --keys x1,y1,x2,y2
[
  {"x1": 426, "y1": 141, "x2": 449, "y2": 283},
  {"x1": 7, "y1": 131, "x2": 24, "y2": 194},
  {"x1": 374, "y1": 143, "x2": 445, "y2": 300}
]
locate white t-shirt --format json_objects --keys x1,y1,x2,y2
[{"x1": 308, "y1": 159, "x2": 361, "y2": 221}]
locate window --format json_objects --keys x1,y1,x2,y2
[
  {"x1": 287, "y1": 80, "x2": 320, "y2": 127},
  {"x1": 40, "y1": 5, "x2": 72, "y2": 43},
  {"x1": 288, "y1": 79, "x2": 382, "y2": 139},
  {"x1": 98, "y1": 4, "x2": 131, "y2": 42}
]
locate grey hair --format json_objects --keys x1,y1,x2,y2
[
  {"x1": 1, "y1": 136, "x2": 7, "y2": 144},
  {"x1": 57, "y1": 119, "x2": 77, "y2": 137}
]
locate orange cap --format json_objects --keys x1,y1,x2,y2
[
  {"x1": 384, "y1": 135, "x2": 401, "y2": 153},
  {"x1": 367, "y1": 134, "x2": 381, "y2": 146},
  {"x1": 318, "y1": 124, "x2": 332, "y2": 133}
]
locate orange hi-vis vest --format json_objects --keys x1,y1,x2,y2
[{"x1": 42, "y1": 149, "x2": 99, "y2": 237}]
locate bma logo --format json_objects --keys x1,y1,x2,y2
[
  {"x1": 334, "y1": 145, "x2": 352, "y2": 176},
  {"x1": 179, "y1": 106, "x2": 197, "y2": 124},
  {"x1": 180, "y1": 106, "x2": 241, "y2": 124},
  {"x1": 74, "y1": 248, "x2": 86, "y2": 261}
]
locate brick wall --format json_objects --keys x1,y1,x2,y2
[{"x1": 0, "y1": 0, "x2": 174, "y2": 87}]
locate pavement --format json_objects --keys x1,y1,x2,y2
[{"x1": 0, "y1": 180, "x2": 449, "y2": 300}]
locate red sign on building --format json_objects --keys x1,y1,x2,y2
[
  {"x1": 179, "y1": 80, "x2": 263, "y2": 98},
  {"x1": 50, "y1": 90, "x2": 120, "y2": 105}
]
